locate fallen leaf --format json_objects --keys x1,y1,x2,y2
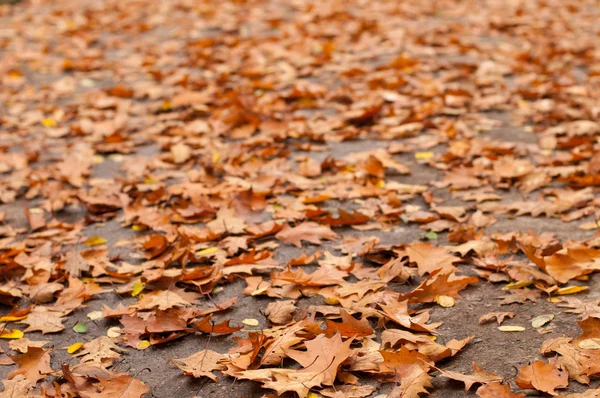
[
  {"x1": 171, "y1": 349, "x2": 225, "y2": 381},
  {"x1": 516, "y1": 360, "x2": 568, "y2": 395}
]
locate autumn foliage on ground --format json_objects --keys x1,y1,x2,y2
[{"x1": 1, "y1": 0, "x2": 600, "y2": 397}]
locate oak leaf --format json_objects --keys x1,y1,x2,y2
[
  {"x1": 323, "y1": 309, "x2": 374, "y2": 338},
  {"x1": 479, "y1": 312, "x2": 516, "y2": 325},
  {"x1": 476, "y1": 382, "x2": 525, "y2": 398},
  {"x1": 275, "y1": 222, "x2": 338, "y2": 247},
  {"x1": 19, "y1": 306, "x2": 65, "y2": 334},
  {"x1": 171, "y1": 349, "x2": 225, "y2": 381},
  {"x1": 264, "y1": 300, "x2": 297, "y2": 325},
  {"x1": 406, "y1": 242, "x2": 460, "y2": 276},
  {"x1": 74, "y1": 336, "x2": 124, "y2": 368},
  {"x1": 0, "y1": 375, "x2": 34, "y2": 397},
  {"x1": 388, "y1": 365, "x2": 433, "y2": 398},
  {"x1": 398, "y1": 270, "x2": 478, "y2": 304},
  {"x1": 8, "y1": 346, "x2": 53, "y2": 382},
  {"x1": 285, "y1": 333, "x2": 353, "y2": 386},
  {"x1": 515, "y1": 360, "x2": 568, "y2": 396},
  {"x1": 439, "y1": 362, "x2": 502, "y2": 391}
]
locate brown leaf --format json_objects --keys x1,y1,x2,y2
[
  {"x1": 479, "y1": 312, "x2": 516, "y2": 325},
  {"x1": 516, "y1": 360, "x2": 568, "y2": 396},
  {"x1": 323, "y1": 309, "x2": 374, "y2": 338},
  {"x1": 398, "y1": 270, "x2": 478, "y2": 304},
  {"x1": 8, "y1": 346, "x2": 53, "y2": 382},
  {"x1": 171, "y1": 349, "x2": 225, "y2": 381},
  {"x1": 439, "y1": 362, "x2": 502, "y2": 391},
  {"x1": 476, "y1": 382, "x2": 525, "y2": 398},
  {"x1": 264, "y1": 301, "x2": 297, "y2": 325},
  {"x1": 285, "y1": 333, "x2": 353, "y2": 386},
  {"x1": 74, "y1": 336, "x2": 124, "y2": 369},
  {"x1": 0, "y1": 375, "x2": 34, "y2": 397},
  {"x1": 18, "y1": 306, "x2": 65, "y2": 334},
  {"x1": 194, "y1": 315, "x2": 243, "y2": 334},
  {"x1": 275, "y1": 222, "x2": 338, "y2": 247},
  {"x1": 406, "y1": 242, "x2": 460, "y2": 276}
]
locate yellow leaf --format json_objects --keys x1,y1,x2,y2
[
  {"x1": 132, "y1": 224, "x2": 145, "y2": 231},
  {"x1": 531, "y1": 314, "x2": 554, "y2": 328},
  {"x1": 498, "y1": 326, "x2": 525, "y2": 332},
  {"x1": 109, "y1": 154, "x2": 124, "y2": 163},
  {"x1": 556, "y1": 286, "x2": 588, "y2": 295},
  {"x1": 85, "y1": 236, "x2": 107, "y2": 247},
  {"x1": 502, "y1": 280, "x2": 532, "y2": 290},
  {"x1": 548, "y1": 297, "x2": 562, "y2": 303},
  {"x1": 92, "y1": 155, "x2": 104, "y2": 164},
  {"x1": 436, "y1": 295, "x2": 455, "y2": 308},
  {"x1": 242, "y1": 318, "x2": 259, "y2": 327},
  {"x1": 0, "y1": 330, "x2": 24, "y2": 339},
  {"x1": 324, "y1": 297, "x2": 340, "y2": 305},
  {"x1": 132, "y1": 281, "x2": 146, "y2": 297},
  {"x1": 307, "y1": 393, "x2": 323, "y2": 398},
  {"x1": 41, "y1": 118, "x2": 56, "y2": 127},
  {"x1": 143, "y1": 177, "x2": 156, "y2": 184},
  {"x1": 161, "y1": 100, "x2": 172, "y2": 111},
  {"x1": 415, "y1": 151, "x2": 434, "y2": 160},
  {"x1": 197, "y1": 247, "x2": 218, "y2": 256},
  {"x1": 376, "y1": 180, "x2": 386, "y2": 188},
  {"x1": 211, "y1": 286, "x2": 224, "y2": 294},
  {"x1": 107, "y1": 327, "x2": 121, "y2": 338},
  {"x1": 579, "y1": 339, "x2": 600, "y2": 350},
  {"x1": 212, "y1": 153, "x2": 221, "y2": 164},
  {"x1": 67, "y1": 342, "x2": 83, "y2": 354},
  {"x1": 0, "y1": 315, "x2": 28, "y2": 322},
  {"x1": 137, "y1": 340, "x2": 151, "y2": 350},
  {"x1": 87, "y1": 311, "x2": 103, "y2": 320}
]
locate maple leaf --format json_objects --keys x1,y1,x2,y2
[
  {"x1": 8, "y1": 346, "x2": 53, "y2": 382},
  {"x1": 476, "y1": 382, "x2": 525, "y2": 398},
  {"x1": 275, "y1": 222, "x2": 338, "y2": 247},
  {"x1": 19, "y1": 306, "x2": 65, "y2": 334},
  {"x1": 439, "y1": 362, "x2": 503, "y2": 391},
  {"x1": 171, "y1": 349, "x2": 225, "y2": 381},
  {"x1": 516, "y1": 360, "x2": 568, "y2": 396},
  {"x1": 285, "y1": 333, "x2": 353, "y2": 386},
  {"x1": 405, "y1": 242, "x2": 460, "y2": 276}
]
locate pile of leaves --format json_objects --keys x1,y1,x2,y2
[{"x1": 1, "y1": 0, "x2": 600, "y2": 396}]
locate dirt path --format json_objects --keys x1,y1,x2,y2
[{"x1": 1, "y1": 0, "x2": 600, "y2": 397}]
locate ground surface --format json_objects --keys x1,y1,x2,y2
[{"x1": 1, "y1": 0, "x2": 600, "y2": 397}]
